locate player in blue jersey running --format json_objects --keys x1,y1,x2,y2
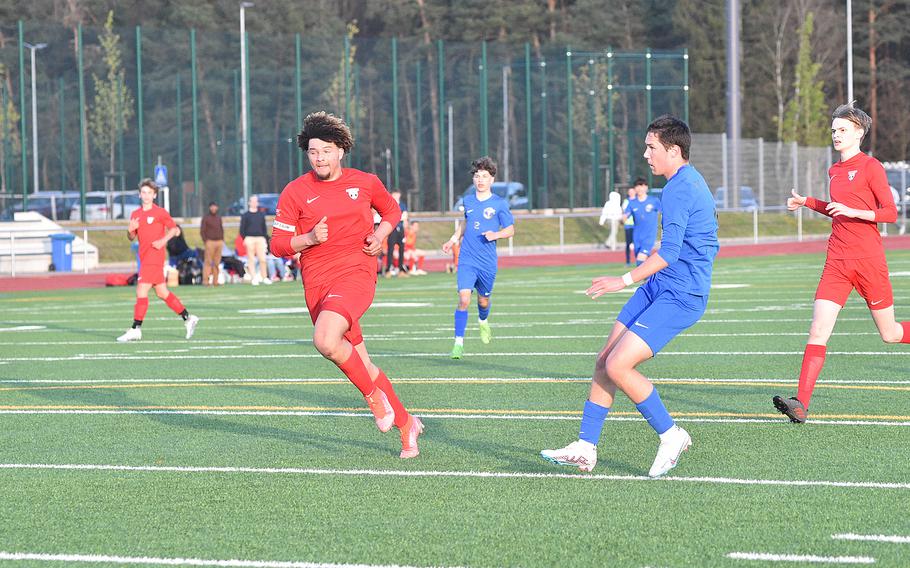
[
  {"x1": 541, "y1": 115, "x2": 719, "y2": 477},
  {"x1": 441, "y1": 157, "x2": 515, "y2": 359},
  {"x1": 624, "y1": 177, "x2": 661, "y2": 265}
]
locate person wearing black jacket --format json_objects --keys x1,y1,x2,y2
[{"x1": 240, "y1": 195, "x2": 270, "y2": 285}]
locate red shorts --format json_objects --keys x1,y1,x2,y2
[
  {"x1": 815, "y1": 256, "x2": 893, "y2": 309},
  {"x1": 137, "y1": 263, "x2": 166, "y2": 285},
  {"x1": 304, "y1": 269, "x2": 376, "y2": 346}
]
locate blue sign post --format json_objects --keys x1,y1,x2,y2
[{"x1": 154, "y1": 165, "x2": 168, "y2": 188}]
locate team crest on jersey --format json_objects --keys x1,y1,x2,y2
[
  {"x1": 346, "y1": 187, "x2": 360, "y2": 200},
  {"x1": 848, "y1": 170, "x2": 858, "y2": 181},
  {"x1": 483, "y1": 207, "x2": 496, "y2": 219},
  {"x1": 146, "y1": 216, "x2": 154, "y2": 224},
  {"x1": 645, "y1": 204, "x2": 655, "y2": 213}
]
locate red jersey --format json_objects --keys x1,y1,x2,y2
[
  {"x1": 131, "y1": 204, "x2": 176, "y2": 266},
  {"x1": 805, "y1": 152, "x2": 896, "y2": 259},
  {"x1": 270, "y1": 168, "x2": 401, "y2": 287}
]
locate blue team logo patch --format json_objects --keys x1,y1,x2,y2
[
  {"x1": 346, "y1": 188, "x2": 360, "y2": 200},
  {"x1": 483, "y1": 207, "x2": 496, "y2": 220},
  {"x1": 645, "y1": 204, "x2": 655, "y2": 213}
]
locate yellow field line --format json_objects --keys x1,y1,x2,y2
[
  {"x1": 1, "y1": 378, "x2": 909, "y2": 393},
  {"x1": 1, "y1": 404, "x2": 910, "y2": 421}
]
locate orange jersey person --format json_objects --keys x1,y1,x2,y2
[
  {"x1": 269, "y1": 111, "x2": 423, "y2": 458},
  {"x1": 404, "y1": 220, "x2": 427, "y2": 275},
  {"x1": 117, "y1": 179, "x2": 198, "y2": 343}
]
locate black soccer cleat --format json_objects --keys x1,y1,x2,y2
[{"x1": 772, "y1": 395, "x2": 808, "y2": 424}]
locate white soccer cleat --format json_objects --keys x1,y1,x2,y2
[
  {"x1": 185, "y1": 315, "x2": 199, "y2": 339},
  {"x1": 116, "y1": 327, "x2": 142, "y2": 343},
  {"x1": 540, "y1": 440, "x2": 597, "y2": 472},
  {"x1": 648, "y1": 425, "x2": 691, "y2": 478}
]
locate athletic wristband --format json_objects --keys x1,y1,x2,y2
[
  {"x1": 448, "y1": 236, "x2": 459, "y2": 244},
  {"x1": 622, "y1": 272, "x2": 634, "y2": 287}
]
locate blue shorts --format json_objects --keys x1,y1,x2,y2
[
  {"x1": 457, "y1": 264, "x2": 496, "y2": 297},
  {"x1": 617, "y1": 278, "x2": 708, "y2": 354},
  {"x1": 633, "y1": 237, "x2": 656, "y2": 257}
]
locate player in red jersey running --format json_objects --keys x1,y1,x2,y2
[
  {"x1": 270, "y1": 112, "x2": 423, "y2": 458},
  {"x1": 773, "y1": 103, "x2": 910, "y2": 423},
  {"x1": 117, "y1": 179, "x2": 199, "y2": 343}
]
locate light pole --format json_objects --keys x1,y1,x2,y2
[
  {"x1": 23, "y1": 41, "x2": 47, "y2": 194},
  {"x1": 240, "y1": 2, "x2": 254, "y2": 203}
]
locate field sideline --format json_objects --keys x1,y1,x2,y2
[{"x1": 1, "y1": 252, "x2": 910, "y2": 567}]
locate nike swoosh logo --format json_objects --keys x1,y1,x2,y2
[
  {"x1": 327, "y1": 294, "x2": 342, "y2": 299},
  {"x1": 307, "y1": 196, "x2": 320, "y2": 204},
  {"x1": 871, "y1": 299, "x2": 884, "y2": 306},
  {"x1": 467, "y1": 209, "x2": 474, "y2": 213},
  {"x1": 634, "y1": 322, "x2": 649, "y2": 329}
]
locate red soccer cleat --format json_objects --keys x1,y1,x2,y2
[
  {"x1": 399, "y1": 415, "x2": 424, "y2": 459},
  {"x1": 364, "y1": 388, "x2": 395, "y2": 433}
]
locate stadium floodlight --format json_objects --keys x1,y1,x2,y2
[
  {"x1": 23, "y1": 41, "x2": 47, "y2": 194},
  {"x1": 240, "y1": 2, "x2": 255, "y2": 203}
]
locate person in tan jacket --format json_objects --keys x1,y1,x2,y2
[{"x1": 200, "y1": 201, "x2": 225, "y2": 286}]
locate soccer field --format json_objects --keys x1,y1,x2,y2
[{"x1": 1, "y1": 252, "x2": 910, "y2": 567}]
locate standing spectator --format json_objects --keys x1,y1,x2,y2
[
  {"x1": 384, "y1": 190, "x2": 408, "y2": 277},
  {"x1": 599, "y1": 190, "x2": 624, "y2": 251},
  {"x1": 622, "y1": 186, "x2": 636, "y2": 266},
  {"x1": 200, "y1": 201, "x2": 224, "y2": 287},
  {"x1": 240, "y1": 195, "x2": 270, "y2": 285}
]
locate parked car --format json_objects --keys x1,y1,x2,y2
[
  {"x1": 0, "y1": 191, "x2": 80, "y2": 221},
  {"x1": 69, "y1": 191, "x2": 143, "y2": 221},
  {"x1": 227, "y1": 193, "x2": 280, "y2": 216},
  {"x1": 714, "y1": 186, "x2": 757, "y2": 210},
  {"x1": 453, "y1": 182, "x2": 528, "y2": 211}
]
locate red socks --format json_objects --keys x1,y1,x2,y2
[
  {"x1": 133, "y1": 297, "x2": 149, "y2": 321},
  {"x1": 796, "y1": 344, "x2": 827, "y2": 408},
  {"x1": 374, "y1": 369, "x2": 410, "y2": 428},
  {"x1": 337, "y1": 349, "x2": 375, "y2": 396},
  {"x1": 901, "y1": 322, "x2": 910, "y2": 343},
  {"x1": 163, "y1": 293, "x2": 185, "y2": 315}
]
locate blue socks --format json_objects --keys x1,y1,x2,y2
[
  {"x1": 477, "y1": 301, "x2": 490, "y2": 321},
  {"x1": 454, "y1": 309, "x2": 468, "y2": 338},
  {"x1": 635, "y1": 388, "x2": 674, "y2": 435},
  {"x1": 578, "y1": 399, "x2": 610, "y2": 446}
]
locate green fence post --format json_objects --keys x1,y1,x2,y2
[
  {"x1": 78, "y1": 23, "x2": 86, "y2": 220},
  {"x1": 683, "y1": 48, "x2": 689, "y2": 125},
  {"x1": 566, "y1": 46, "x2": 573, "y2": 210},
  {"x1": 176, "y1": 73, "x2": 183, "y2": 193},
  {"x1": 392, "y1": 37, "x2": 399, "y2": 189},
  {"x1": 17, "y1": 21, "x2": 27, "y2": 204},
  {"x1": 344, "y1": 36, "x2": 350, "y2": 121},
  {"x1": 646, "y1": 48, "x2": 653, "y2": 189},
  {"x1": 438, "y1": 39, "x2": 445, "y2": 209},
  {"x1": 191, "y1": 29, "x2": 199, "y2": 211},
  {"x1": 58, "y1": 77, "x2": 65, "y2": 190},
  {"x1": 607, "y1": 48, "x2": 614, "y2": 194},
  {"x1": 136, "y1": 26, "x2": 144, "y2": 180},
  {"x1": 416, "y1": 60, "x2": 422, "y2": 197},
  {"x1": 525, "y1": 43, "x2": 533, "y2": 210},
  {"x1": 352, "y1": 63, "x2": 360, "y2": 169},
  {"x1": 295, "y1": 33, "x2": 302, "y2": 175},
  {"x1": 233, "y1": 69, "x2": 241, "y2": 199},
  {"x1": 588, "y1": 58, "x2": 597, "y2": 207},
  {"x1": 244, "y1": 33, "x2": 252, "y2": 196},
  {"x1": 480, "y1": 40, "x2": 488, "y2": 157},
  {"x1": 540, "y1": 57, "x2": 548, "y2": 208}
]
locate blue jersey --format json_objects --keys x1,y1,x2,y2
[
  {"x1": 625, "y1": 195, "x2": 661, "y2": 243},
  {"x1": 459, "y1": 193, "x2": 515, "y2": 272},
  {"x1": 651, "y1": 164, "x2": 719, "y2": 296}
]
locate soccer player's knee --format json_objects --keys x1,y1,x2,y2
[
  {"x1": 457, "y1": 297, "x2": 471, "y2": 310},
  {"x1": 312, "y1": 330, "x2": 342, "y2": 358},
  {"x1": 603, "y1": 353, "x2": 630, "y2": 383}
]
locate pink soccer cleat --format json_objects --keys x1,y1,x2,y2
[{"x1": 364, "y1": 388, "x2": 395, "y2": 433}]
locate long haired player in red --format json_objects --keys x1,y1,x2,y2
[
  {"x1": 117, "y1": 179, "x2": 199, "y2": 342},
  {"x1": 773, "y1": 102, "x2": 910, "y2": 422},
  {"x1": 270, "y1": 112, "x2": 424, "y2": 458}
]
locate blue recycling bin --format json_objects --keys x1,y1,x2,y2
[
  {"x1": 131, "y1": 241, "x2": 141, "y2": 272},
  {"x1": 50, "y1": 233, "x2": 75, "y2": 272}
]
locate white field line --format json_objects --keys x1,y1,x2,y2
[
  {"x1": 1, "y1": 409, "x2": 908, "y2": 427},
  {"x1": 3, "y1": 350, "x2": 910, "y2": 363},
  {"x1": 3, "y1": 376, "x2": 910, "y2": 386},
  {"x1": 832, "y1": 533, "x2": 910, "y2": 544},
  {"x1": 0, "y1": 551, "x2": 448, "y2": 568},
  {"x1": 0, "y1": 331, "x2": 887, "y2": 347},
  {"x1": 0, "y1": 463, "x2": 908, "y2": 492},
  {"x1": 726, "y1": 552, "x2": 874, "y2": 564}
]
